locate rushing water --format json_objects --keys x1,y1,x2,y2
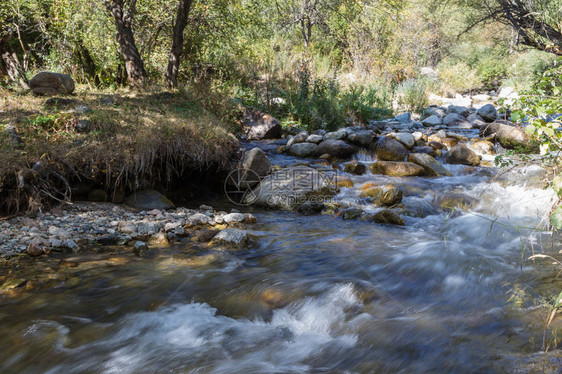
[{"x1": 1, "y1": 140, "x2": 561, "y2": 373}]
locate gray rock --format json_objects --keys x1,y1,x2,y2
[
  {"x1": 187, "y1": 213, "x2": 211, "y2": 226},
  {"x1": 315, "y1": 140, "x2": 357, "y2": 158},
  {"x1": 124, "y1": 190, "x2": 175, "y2": 210},
  {"x1": 443, "y1": 113, "x2": 472, "y2": 128},
  {"x1": 477, "y1": 104, "x2": 498, "y2": 122},
  {"x1": 395, "y1": 112, "x2": 412, "y2": 123},
  {"x1": 424, "y1": 107, "x2": 446, "y2": 118},
  {"x1": 422, "y1": 115, "x2": 442, "y2": 127},
  {"x1": 29, "y1": 72, "x2": 75, "y2": 95},
  {"x1": 347, "y1": 130, "x2": 375, "y2": 147},
  {"x1": 133, "y1": 241, "x2": 148, "y2": 254},
  {"x1": 248, "y1": 166, "x2": 335, "y2": 210},
  {"x1": 307, "y1": 134, "x2": 324, "y2": 144},
  {"x1": 210, "y1": 228, "x2": 253, "y2": 248},
  {"x1": 288, "y1": 142, "x2": 319, "y2": 158},
  {"x1": 324, "y1": 129, "x2": 347, "y2": 140},
  {"x1": 446, "y1": 105, "x2": 470, "y2": 117},
  {"x1": 467, "y1": 113, "x2": 487, "y2": 128},
  {"x1": 389, "y1": 133, "x2": 415, "y2": 149},
  {"x1": 223, "y1": 212, "x2": 246, "y2": 223}
]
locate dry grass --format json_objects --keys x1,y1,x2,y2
[{"x1": 0, "y1": 86, "x2": 240, "y2": 214}]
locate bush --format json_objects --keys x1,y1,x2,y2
[
  {"x1": 437, "y1": 61, "x2": 482, "y2": 97},
  {"x1": 395, "y1": 78, "x2": 430, "y2": 113}
]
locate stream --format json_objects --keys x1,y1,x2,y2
[{"x1": 1, "y1": 137, "x2": 561, "y2": 373}]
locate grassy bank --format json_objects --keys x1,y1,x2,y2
[{"x1": 0, "y1": 88, "x2": 240, "y2": 214}]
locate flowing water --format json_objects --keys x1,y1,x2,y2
[{"x1": 1, "y1": 139, "x2": 561, "y2": 373}]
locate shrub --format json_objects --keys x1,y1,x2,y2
[
  {"x1": 437, "y1": 61, "x2": 482, "y2": 97},
  {"x1": 395, "y1": 78, "x2": 430, "y2": 113}
]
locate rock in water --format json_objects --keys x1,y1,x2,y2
[
  {"x1": 480, "y1": 121, "x2": 538, "y2": 153},
  {"x1": 422, "y1": 115, "x2": 442, "y2": 127},
  {"x1": 443, "y1": 113, "x2": 471, "y2": 128},
  {"x1": 248, "y1": 166, "x2": 335, "y2": 210},
  {"x1": 408, "y1": 153, "x2": 452, "y2": 177},
  {"x1": 370, "y1": 161, "x2": 425, "y2": 177},
  {"x1": 373, "y1": 210, "x2": 405, "y2": 225},
  {"x1": 315, "y1": 140, "x2": 357, "y2": 158},
  {"x1": 344, "y1": 161, "x2": 366, "y2": 175},
  {"x1": 375, "y1": 136, "x2": 410, "y2": 161},
  {"x1": 444, "y1": 144, "x2": 481, "y2": 166},
  {"x1": 124, "y1": 190, "x2": 175, "y2": 210},
  {"x1": 288, "y1": 143, "x2": 319, "y2": 158},
  {"x1": 210, "y1": 228, "x2": 254, "y2": 248},
  {"x1": 237, "y1": 147, "x2": 271, "y2": 187},
  {"x1": 477, "y1": 104, "x2": 498, "y2": 122},
  {"x1": 244, "y1": 111, "x2": 282, "y2": 140},
  {"x1": 29, "y1": 72, "x2": 75, "y2": 95}
]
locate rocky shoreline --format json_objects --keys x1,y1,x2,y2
[{"x1": 0, "y1": 201, "x2": 258, "y2": 260}]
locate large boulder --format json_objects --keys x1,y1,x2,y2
[
  {"x1": 124, "y1": 190, "x2": 175, "y2": 210},
  {"x1": 443, "y1": 113, "x2": 471, "y2": 128},
  {"x1": 236, "y1": 147, "x2": 271, "y2": 187},
  {"x1": 288, "y1": 142, "x2": 319, "y2": 158},
  {"x1": 244, "y1": 112, "x2": 282, "y2": 140},
  {"x1": 348, "y1": 130, "x2": 375, "y2": 147},
  {"x1": 248, "y1": 166, "x2": 335, "y2": 210},
  {"x1": 375, "y1": 136, "x2": 410, "y2": 161},
  {"x1": 29, "y1": 72, "x2": 75, "y2": 96},
  {"x1": 408, "y1": 153, "x2": 452, "y2": 177},
  {"x1": 477, "y1": 104, "x2": 498, "y2": 122},
  {"x1": 370, "y1": 161, "x2": 425, "y2": 177},
  {"x1": 315, "y1": 139, "x2": 357, "y2": 158},
  {"x1": 444, "y1": 144, "x2": 481, "y2": 166},
  {"x1": 480, "y1": 121, "x2": 538, "y2": 153}
]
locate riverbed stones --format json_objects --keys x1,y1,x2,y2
[
  {"x1": 377, "y1": 187, "x2": 403, "y2": 206},
  {"x1": 375, "y1": 136, "x2": 409, "y2": 161},
  {"x1": 395, "y1": 112, "x2": 411, "y2": 123},
  {"x1": 444, "y1": 144, "x2": 481, "y2": 166},
  {"x1": 370, "y1": 161, "x2": 425, "y2": 177},
  {"x1": 480, "y1": 121, "x2": 538, "y2": 152},
  {"x1": 124, "y1": 190, "x2": 175, "y2": 210},
  {"x1": 29, "y1": 72, "x2": 75, "y2": 95},
  {"x1": 149, "y1": 232, "x2": 170, "y2": 247},
  {"x1": 477, "y1": 104, "x2": 498, "y2": 122},
  {"x1": 446, "y1": 105, "x2": 470, "y2": 117},
  {"x1": 344, "y1": 161, "x2": 366, "y2": 175},
  {"x1": 408, "y1": 153, "x2": 452, "y2": 177},
  {"x1": 288, "y1": 142, "x2": 318, "y2": 158},
  {"x1": 467, "y1": 113, "x2": 487, "y2": 128},
  {"x1": 210, "y1": 228, "x2": 253, "y2": 248},
  {"x1": 315, "y1": 139, "x2": 357, "y2": 158}
]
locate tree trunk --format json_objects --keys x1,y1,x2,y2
[
  {"x1": 166, "y1": 0, "x2": 194, "y2": 89},
  {"x1": 0, "y1": 35, "x2": 29, "y2": 90},
  {"x1": 75, "y1": 40, "x2": 100, "y2": 86},
  {"x1": 104, "y1": 0, "x2": 147, "y2": 87}
]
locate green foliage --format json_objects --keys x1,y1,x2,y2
[{"x1": 395, "y1": 78, "x2": 430, "y2": 113}]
